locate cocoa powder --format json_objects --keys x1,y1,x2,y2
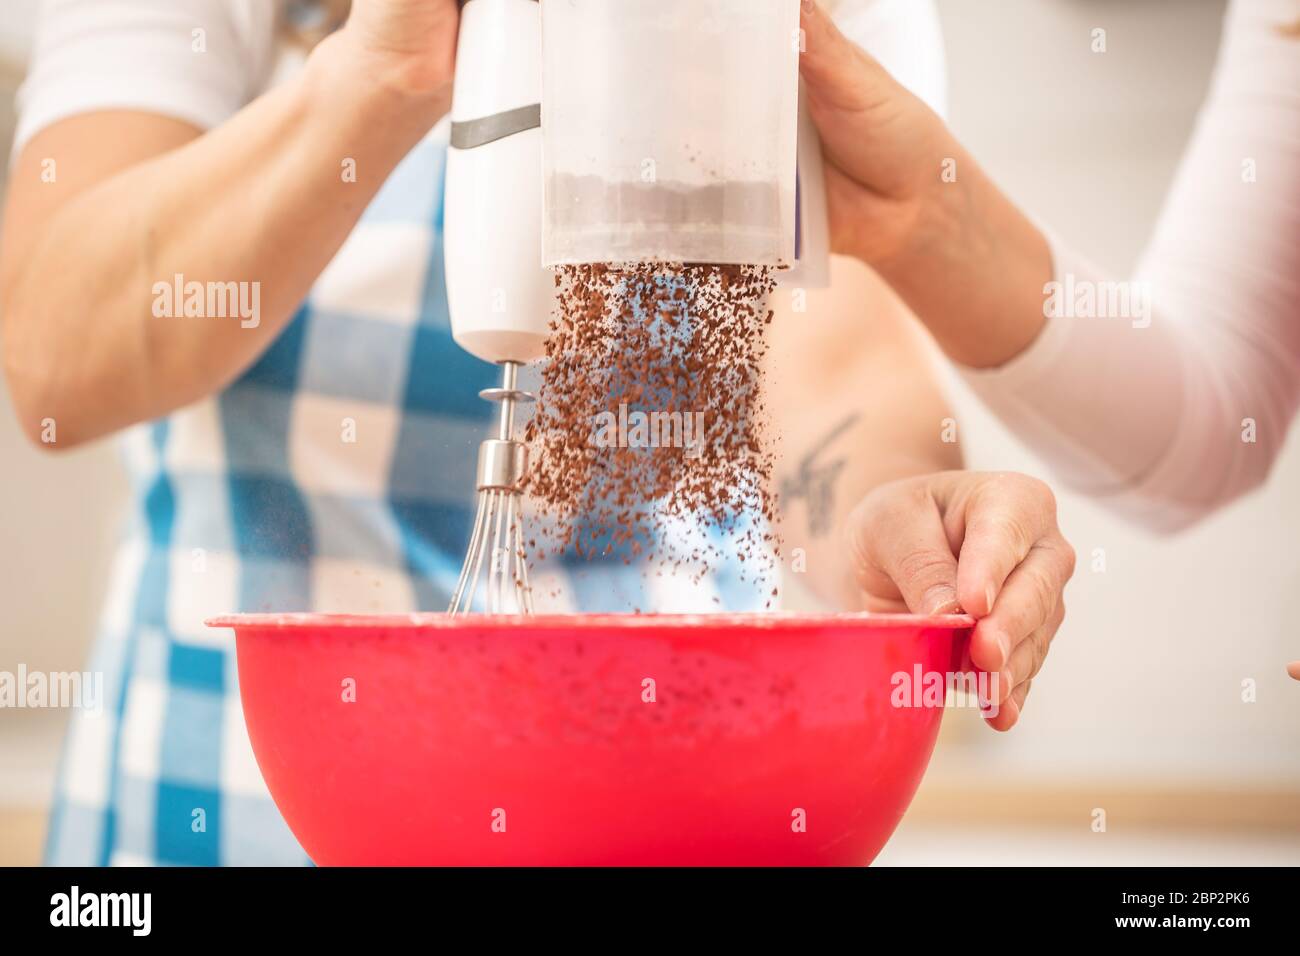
[{"x1": 524, "y1": 262, "x2": 780, "y2": 599}]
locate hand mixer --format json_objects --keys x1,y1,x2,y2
[
  {"x1": 444, "y1": 0, "x2": 552, "y2": 614},
  {"x1": 443, "y1": 0, "x2": 829, "y2": 614}
]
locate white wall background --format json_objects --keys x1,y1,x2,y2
[
  {"x1": 0, "y1": 0, "x2": 1296, "y2": 808},
  {"x1": 0, "y1": 1, "x2": 36, "y2": 67}
]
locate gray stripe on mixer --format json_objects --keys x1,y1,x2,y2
[{"x1": 449, "y1": 104, "x2": 542, "y2": 150}]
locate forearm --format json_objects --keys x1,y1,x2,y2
[
  {"x1": 2, "y1": 34, "x2": 444, "y2": 447},
  {"x1": 873, "y1": 137, "x2": 1054, "y2": 371}
]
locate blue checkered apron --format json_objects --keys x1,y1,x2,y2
[{"x1": 43, "y1": 129, "x2": 776, "y2": 866}]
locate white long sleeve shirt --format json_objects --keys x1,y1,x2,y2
[{"x1": 961, "y1": 0, "x2": 1300, "y2": 533}]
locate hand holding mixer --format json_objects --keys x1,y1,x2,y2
[{"x1": 443, "y1": 0, "x2": 829, "y2": 614}]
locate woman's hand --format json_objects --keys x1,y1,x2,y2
[
  {"x1": 798, "y1": 0, "x2": 1053, "y2": 368},
  {"x1": 797, "y1": 0, "x2": 950, "y2": 265},
  {"x1": 329, "y1": 0, "x2": 461, "y2": 106},
  {"x1": 849, "y1": 472, "x2": 1076, "y2": 731}
]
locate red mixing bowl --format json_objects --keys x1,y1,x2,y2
[{"x1": 208, "y1": 612, "x2": 973, "y2": 866}]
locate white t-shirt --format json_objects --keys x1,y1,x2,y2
[
  {"x1": 15, "y1": 0, "x2": 277, "y2": 152},
  {"x1": 14, "y1": 0, "x2": 948, "y2": 156}
]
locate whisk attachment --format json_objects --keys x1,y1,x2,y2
[{"x1": 449, "y1": 361, "x2": 536, "y2": 615}]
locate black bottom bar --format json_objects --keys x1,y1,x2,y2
[{"x1": 0, "y1": 866, "x2": 1290, "y2": 942}]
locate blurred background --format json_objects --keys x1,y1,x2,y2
[{"x1": 1, "y1": 0, "x2": 1297, "y2": 865}]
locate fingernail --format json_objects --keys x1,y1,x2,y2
[
  {"x1": 984, "y1": 584, "x2": 997, "y2": 615},
  {"x1": 989, "y1": 627, "x2": 1011, "y2": 667},
  {"x1": 924, "y1": 586, "x2": 960, "y2": 615},
  {"x1": 998, "y1": 671, "x2": 1013, "y2": 703},
  {"x1": 979, "y1": 625, "x2": 1007, "y2": 669},
  {"x1": 986, "y1": 695, "x2": 1017, "y2": 729}
]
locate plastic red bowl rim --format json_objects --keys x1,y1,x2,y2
[{"x1": 205, "y1": 611, "x2": 975, "y2": 632}]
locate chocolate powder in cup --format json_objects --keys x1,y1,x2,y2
[{"x1": 523, "y1": 262, "x2": 781, "y2": 603}]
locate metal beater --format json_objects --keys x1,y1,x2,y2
[{"x1": 448, "y1": 362, "x2": 535, "y2": 615}]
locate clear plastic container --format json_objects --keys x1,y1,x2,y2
[{"x1": 541, "y1": 0, "x2": 802, "y2": 267}]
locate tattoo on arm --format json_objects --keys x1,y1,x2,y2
[{"x1": 780, "y1": 413, "x2": 860, "y2": 538}]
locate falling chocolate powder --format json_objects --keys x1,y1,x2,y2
[{"x1": 524, "y1": 262, "x2": 780, "y2": 593}]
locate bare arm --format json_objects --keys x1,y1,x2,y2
[
  {"x1": 767, "y1": 255, "x2": 962, "y2": 609},
  {"x1": 1, "y1": 1, "x2": 459, "y2": 449}
]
